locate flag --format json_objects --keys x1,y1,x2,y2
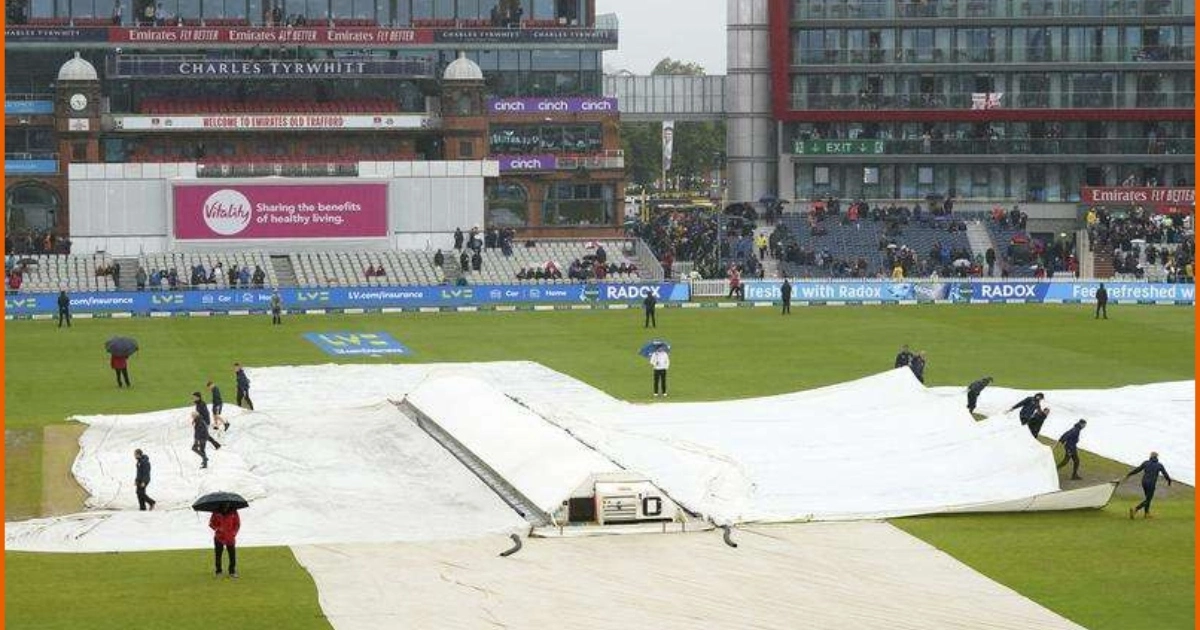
[{"x1": 662, "y1": 120, "x2": 675, "y2": 172}]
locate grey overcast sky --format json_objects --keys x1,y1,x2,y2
[{"x1": 595, "y1": 0, "x2": 727, "y2": 75}]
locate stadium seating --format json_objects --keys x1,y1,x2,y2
[
  {"x1": 776, "y1": 212, "x2": 973, "y2": 278},
  {"x1": 290, "y1": 250, "x2": 445, "y2": 287},
  {"x1": 462, "y1": 240, "x2": 642, "y2": 284},
  {"x1": 9, "y1": 254, "x2": 116, "y2": 292},
  {"x1": 139, "y1": 251, "x2": 278, "y2": 288}
]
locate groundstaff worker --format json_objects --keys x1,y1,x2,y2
[
  {"x1": 1125, "y1": 452, "x2": 1171, "y2": 519},
  {"x1": 1056, "y1": 419, "x2": 1087, "y2": 480},
  {"x1": 134, "y1": 449, "x2": 156, "y2": 511}
]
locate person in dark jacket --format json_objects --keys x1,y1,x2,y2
[
  {"x1": 1125, "y1": 452, "x2": 1171, "y2": 519},
  {"x1": 459, "y1": 250, "x2": 470, "y2": 273},
  {"x1": 234, "y1": 363, "x2": 253, "y2": 410},
  {"x1": 966, "y1": 376, "x2": 993, "y2": 413},
  {"x1": 210, "y1": 502, "x2": 241, "y2": 578},
  {"x1": 192, "y1": 392, "x2": 221, "y2": 451},
  {"x1": 1009, "y1": 393, "x2": 1049, "y2": 437},
  {"x1": 453, "y1": 227, "x2": 464, "y2": 250},
  {"x1": 207, "y1": 380, "x2": 227, "y2": 432},
  {"x1": 433, "y1": 249, "x2": 444, "y2": 268},
  {"x1": 1056, "y1": 419, "x2": 1087, "y2": 479},
  {"x1": 780, "y1": 278, "x2": 792, "y2": 315},
  {"x1": 1095, "y1": 282, "x2": 1108, "y2": 319},
  {"x1": 894, "y1": 344, "x2": 913, "y2": 368},
  {"x1": 57, "y1": 290, "x2": 71, "y2": 328},
  {"x1": 909, "y1": 351, "x2": 927, "y2": 383},
  {"x1": 190, "y1": 411, "x2": 212, "y2": 468},
  {"x1": 134, "y1": 448, "x2": 156, "y2": 510},
  {"x1": 643, "y1": 292, "x2": 657, "y2": 328}
]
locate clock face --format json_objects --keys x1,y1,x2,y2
[{"x1": 69, "y1": 93, "x2": 88, "y2": 111}]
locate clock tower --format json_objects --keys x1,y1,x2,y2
[
  {"x1": 54, "y1": 52, "x2": 102, "y2": 165},
  {"x1": 439, "y1": 52, "x2": 487, "y2": 161}
]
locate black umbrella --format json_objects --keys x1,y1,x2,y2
[
  {"x1": 192, "y1": 491, "x2": 249, "y2": 513},
  {"x1": 105, "y1": 336, "x2": 139, "y2": 358}
]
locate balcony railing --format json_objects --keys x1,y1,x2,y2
[
  {"x1": 788, "y1": 136, "x2": 1194, "y2": 156},
  {"x1": 790, "y1": 90, "x2": 1195, "y2": 110},
  {"x1": 793, "y1": 0, "x2": 1189, "y2": 19},
  {"x1": 557, "y1": 153, "x2": 625, "y2": 170},
  {"x1": 794, "y1": 45, "x2": 1194, "y2": 66},
  {"x1": 195, "y1": 160, "x2": 360, "y2": 177}
]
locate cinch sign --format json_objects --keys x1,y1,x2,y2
[
  {"x1": 173, "y1": 183, "x2": 388, "y2": 239},
  {"x1": 487, "y1": 97, "x2": 618, "y2": 114}
]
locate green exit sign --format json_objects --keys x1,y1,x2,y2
[{"x1": 794, "y1": 139, "x2": 886, "y2": 155}]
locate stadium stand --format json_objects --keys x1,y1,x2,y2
[
  {"x1": 7, "y1": 254, "x2": 117, "y2": 292},
  {"x1": 290, "y1": 250, "x2": 445, "y2": 287},
  {"x1": 139, "y1": 251, "x2": 278, "y2": 289}
]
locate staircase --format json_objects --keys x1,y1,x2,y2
[
  {"x1": 754, "y1": 226, "x2": 783, "y2": 279},
  {"x1": 965, "y1": 221, "x2": 997, "y2": 266},
  {"x1": 443, "y1": 254, "x2": 464, "y2": 284},
  {"x1": 270, "y1": 255, "x2": 297, "y2": 288},
  {"x1": 113, "y1": 256, "x2": 139, "y2": 290},
  {"x1": 1092, "y1": 249, "x2": 1115, "y2": 279}
]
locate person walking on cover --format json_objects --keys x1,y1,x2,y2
[
  {"x1": 1009, "y1": 393, "x2": 1049, "y2": 437},
  {"x1": 909, "y1": 351, "x2": 927, "y2": 383},
  {"x1": 57, "y1": 290, "x2": 71, "y2": 328},
  {"x1": 192, "y1": 392, "x2": 221, "y2": 452},
  {"x1": 270, "y1": 290, "x2": 282, "y2": 325},
  {"x1": 210, "y1": 503, "x2": 241, "y2": 578},
  {"x1": 1056, "y1": 419, "x2": 1087, "y2": 480},
  {"x1": 780, "y1": 278, "x2": 792, "y2": 315},
  {"x1": 643, "y1": 292, "x2": 657, "y2": 328},
  {"x1": 1095, "y1": 282, "x2": 1108, "y2": 319},
  {"x1": 207, "y1": 380, "x2": 228, "y2": 432},
  {"x1": 111, "y1": 353, "x2": 131, "y2": 388},
  {"x1": 190, "y1": 411, "x2": 214, "y2": 469},
  {"x1": 234, "y1": 363, "x2": 254, "y2": 410},
  {"x1": 649, "y1": 344, "x2": 670, "y2": 398},
  {"x1": 966, "y1": 376, "x2": 993, "y2": 413},
  {"x1": 134, "y1": 449, "x2": 156, "y2": 511},
  {"x1": 1125, "y1": 452, "x2": 1171, "y2": 519}
]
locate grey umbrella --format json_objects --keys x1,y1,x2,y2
[
  {"x1": 192, "y1": 491, "x2": 249, "y2": 513},
  {"x1": 104, "y1": 336, "x2": 139, "y2": 358}
]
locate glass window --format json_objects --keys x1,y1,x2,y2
[
  {"x1": 542, "y1": 182, "x2": 614, "y2": 226},
  {"x1": 531, "y1": 50, "x2": 578, "y2": 71},
  {"x1": 432, "y1": 0, "x2": 450, "y2": 18},
  {"x1": 411, "y1": 0, "x2": 431, "y2": 18},
  {"x1": 532, "y1": 0, "x2": 552, "y2": 20},
  {"x1": 487, "y1": 182, "x2": 528, "y2": 227}
]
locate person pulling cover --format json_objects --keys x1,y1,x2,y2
[
  {"x1": 1056, "y1": 419, "x2": 1087, "y2": 480},
  {"x1": 1009, "y1": 392, "x2": 1049, "y2": 437}
]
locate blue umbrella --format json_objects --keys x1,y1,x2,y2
[{"x1": 639, "y1": 340, "x2": 671, "y2": 357}]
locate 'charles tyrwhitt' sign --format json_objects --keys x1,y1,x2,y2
[{"x1": 111, "y1": 56, "x2": 433, "y2": 78}]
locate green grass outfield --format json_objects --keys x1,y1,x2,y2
[{"x1": 4, "y1": 304, "x2": 1194, "y2": 629}]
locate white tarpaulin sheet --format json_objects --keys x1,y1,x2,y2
[
  {"x1": 6, "y1": 363, "x2": 1167, "y2": 553},
  {"x1": 931, "y1": 381, "x2": 1195, "y2": 485},
  {"x1": 5, "y1": 399, "x2": 525, "y2": 552},
  {"x1": 404, "y1": 375, "x2": 621, "y2": 515},
  {"x1": 292, "y1": 522, "x2": 1085, "y2": 630}
]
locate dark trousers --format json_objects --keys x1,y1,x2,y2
[
  {"x1": 57, "y1": 308, "x2": 71, "y2": 327},
  {"x1": 114, "y1": 368, "x2": 131, "y2": 387},
  {"x1": 1095, "y1": 302, "x2": 1107, "y2": 319},
  {"x1": 136, "y1": 483, "x2": 155, "y2": 510},
  {"x1": 782, "y1": 299, "x2": 790, "y2": 314},
  {"x1": 237, "y1": 388, "x2": 254, "y2": 410},
  {"x1": 1057, "y1": 446, "x2": 1080, "y2": 477},
  {"x1": 759, "y1": 247, "x2": 766, "y2": 260},
  {"x1": 212, "y1": 402, "x2": 223, "y2": 417},
  {"x1": 644, "y1": 309, "x2": 656, "y2": 328},
  {"x1": 1025, "y1": 410, "x2": 1048, "y2": 438},
  {"x1": 653, "y1": 369, "x2": 667, "y2": 394},
  {"x1": 192, "y1": 438, "x2": 209, "y2": 466},
  {"x1": 1134, "y1": 481, "x2": 1157, "y2": 514},
  {"x1": 272, "y1": 308, "x2": 281, "y2": 325},
  {"x1": 967, "y1": 391, "x2": 980, "y2": 412},
  {"x1": 214, "y1": 540, "x2": 237, "y2": 573}
]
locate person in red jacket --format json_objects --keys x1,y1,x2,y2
[
  {"x1": 110, "y1": 354, "x2": 131, "y2": 388},
  {"x1": 209, "y1": 503, "x2": 240, "y2": 578}
]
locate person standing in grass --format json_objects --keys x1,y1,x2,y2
[
  {"x1": 643, "y1": 292, "x2": 657, "y2": 328},
  {"x1": 780, "y1": 278, "x2": 792, "y2": 315},
  {"x1": 1125, "y1": 452, "x2": 1171, "y2": 519},
  {"x1": 234, "y1": 363, "x2": 254, "y2": 410},
  {"x1": 110, "y1": 353, "x2": 131, "y2": 388},
  {"x1": 57, "y1": 290, "x2": 71, "y2": 328},
  {"x1": 210, "y1": 503, "x2": 240, "y2": 578},
  {"x1": 133, "y1": 449, "x2": 156, "y2": 511},
  {"x1": 649, "y1": 345, "x2": 670, "y2": 398},
  {"x1": 1055, "y1": 419, "x2": 1087, "y2": 480},
  {"x1": 270, "y1": 290, "x2": 283, "y2": 325},
  {"x1": 1095, "y1": 282, "x2": 1108, "y2": 319}
]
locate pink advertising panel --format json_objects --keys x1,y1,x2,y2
[{"x1": 173, "y1": 182, "x2": 388, "y2": 239}]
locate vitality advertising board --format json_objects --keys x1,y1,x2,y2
[
  {"x1": 742, "y1": 281, "x2": 1195, "y2": 304},
  {"x1": 3, "y1": 283, "x2": 691, "y2": 315},
  {"x1": 173, "y1": 182, "x2": 388, "y2": 239}
]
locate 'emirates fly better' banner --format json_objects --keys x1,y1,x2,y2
[{"x1": 173, "y1": 182, "x2": 388, "y2": 239}]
